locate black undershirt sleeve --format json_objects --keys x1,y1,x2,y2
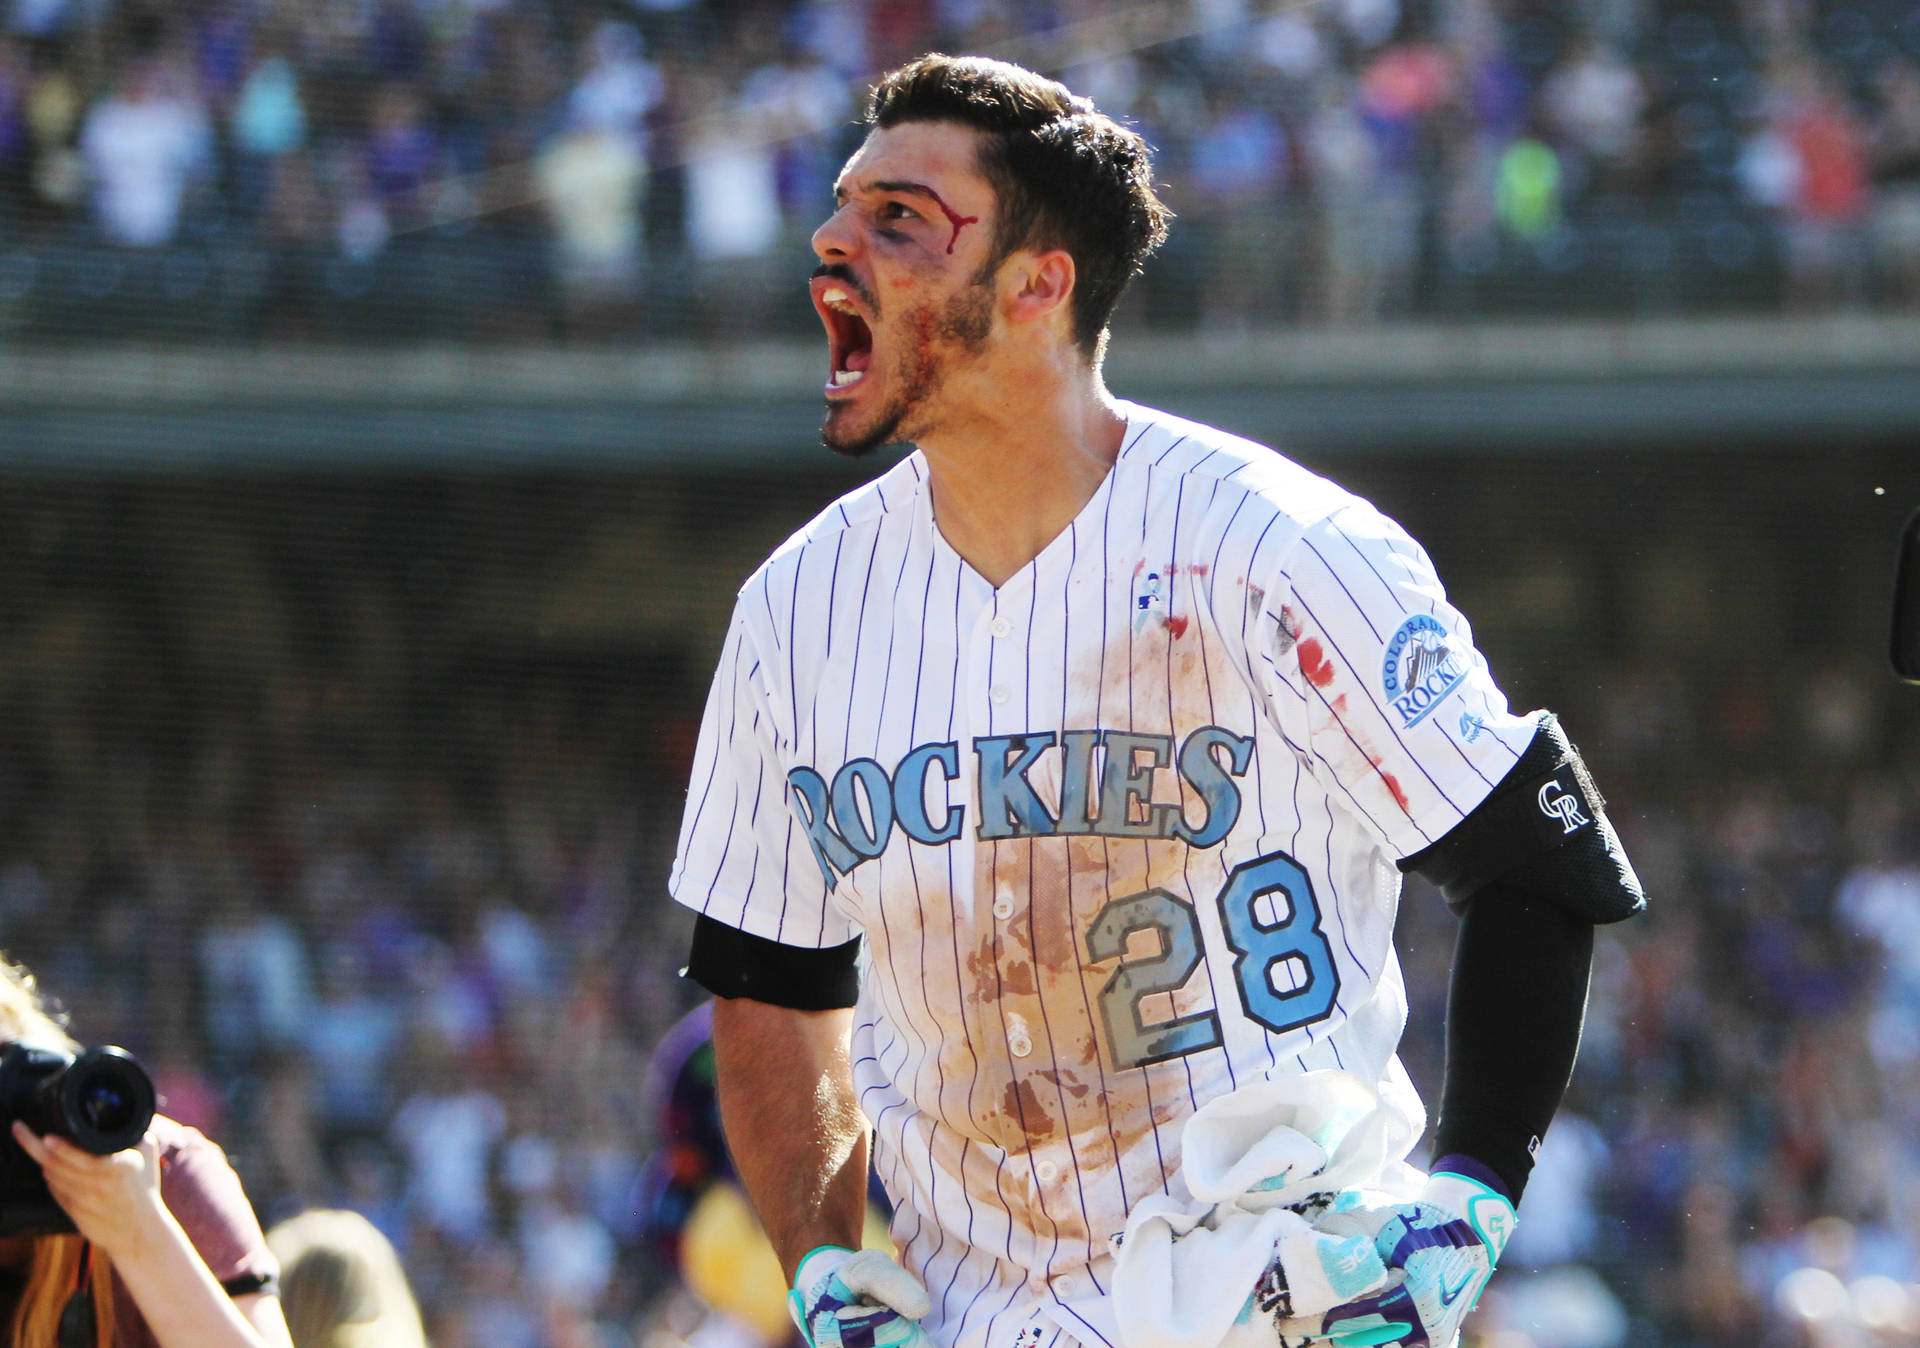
[
  {"x1": 1431, "y1": 878, "x2": 1593, "y2": 1202},
  {"x1": 683, "y1": 912, "x2": 862, "y2": 1011}
]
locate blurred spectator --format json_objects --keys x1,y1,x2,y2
[
  {"x1": 738, "y1": 42, "x2": 852, "y2": 226},
  {"x1": 1542, "y1": 33, "x2": 1645, "y2": 183},
  {"x1": 567, "y1": 21, "x2": 662, "y2": 153},
  {"x1": 78, "y1": 58, "x2": 211, "y2": 247},
  {"x1": 680, "y1": 68, "x2": 786, "y2": 335},
  {"x1": 1869, "y1": 60, "x2": 1920, "y2": 307},
  {"x1": 538, "y1": 120, "x2": 646, "y2": 322},
  {"x1": 1775, "y1": 59, "x2": 1871, "y2": 308},
  {"x1": 1500, "y1": 1111, "x2": 1609, "y2": 1271},
  {"x1": 390, "y1": 1048, "x2": 506, "y2": 1248},
  {"x1": 517, "y1": 1187, "x2": 616, "y2": 1317},
  {"x1": 681, "y1": 70, "x2": 782, "y2": 266},
  {"x1": 1305, "y1": 77, "x2": 1390, "y2": 324},
  {"x1": 0, "y1": 0, "x2": 1911, "y2": 331},
  {"x1": 230, "y1": 47, "x2": 305, "y2": 219},
  {"x1": 268, "y1": 1207, "x2": 429, "y2": 1348},
  {"x1": 1497, "y1": 135, "x2": 1564, "y2": 240},
  {"x1": 1187, "y1": 89, "x2": 1293, "y2": 327},
  {"x1": 361, "y1": 83, "x2": 437, "y2": 233},
  {"x1": 198, "y1": 883, "x2": 315, "y2": 1068},
  {"x1": 305, "y1": 946, "x2": 405, "y2": 1135}
]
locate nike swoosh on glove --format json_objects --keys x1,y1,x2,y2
[
  {"x1": 1283, "y1": 1171, "x2": 1515, "y2": 1348},
  {"x1": 789, "y1": 1245, "x2": 935, "y2": 1348}
]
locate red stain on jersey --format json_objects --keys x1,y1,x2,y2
[
  {"x1": 1381, "y1": 770, "x2": 1410, "y2": 812},
  {"x1": 1133, "y1": 559, "x2": 1146, "y2": 576},
  {"x1": 924, "y1": 188, "x2": 979, "y2": 254},
  {"x1": 1297, "y1": 637, "x2": 1337, "y2": 687},
  {"x1": 1167, "y1": 615, "x2": 1190, "y2": 638},
  {"x1": 1191, "y1": 564, "x2": 1209, "y2": 576}
]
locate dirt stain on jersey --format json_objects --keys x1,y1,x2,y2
[
  {"x1": 1004, "y1": 1077, "x2": 1056, "y2": 1139},
  {"x1": 1035, "y1": 1066, "x2": 1092, "y2": 1100},
  {"x1": 1002, "y1": 957, "x2": 1038, "y2": 996}
]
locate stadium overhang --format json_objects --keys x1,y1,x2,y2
[{"x1": 0, "y1": 315, "x2": 1914, "y2": 470}]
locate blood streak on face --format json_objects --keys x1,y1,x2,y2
[{"x1": 923, "y1": 187, "x2": 979, "y2": 254}]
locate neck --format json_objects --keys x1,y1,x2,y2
[{"x1": 915, "y1": 357, "x2": 1126, "y2": 588}]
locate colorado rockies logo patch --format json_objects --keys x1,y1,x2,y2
[
  {"x1": 1537, "y1": 772, "x2": 1593, "y2": 834},
  {"x1": 1381, "y1": 614, "x2": 1469, "y2": 729}
]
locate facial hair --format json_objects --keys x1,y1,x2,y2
[{"x1": 822, "y1": 279, "x2": 995, "y2": 459}]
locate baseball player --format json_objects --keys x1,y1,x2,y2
[{"x1": 670, "y1": 54, "x2": 1645, "y2": 1348}]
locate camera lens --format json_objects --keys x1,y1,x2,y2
[
  {"x1": 58, "y1": 1048, "x2": 154, "y2": 1154},
  {"x1": 77, "y1": 1081, "x2": 132, "y2": 1134}
]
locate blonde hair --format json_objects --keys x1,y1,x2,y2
[
  {"x1": 0, "y1": 955, "x2": 118, "y2": 1348},
  {"x1": 0, "y1": 955, "x2": 77, "y2": 1054},
  {"x1": 266, "y1": 1209, "x2": 426, "y2": 1348}
]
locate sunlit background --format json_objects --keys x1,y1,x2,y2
[{"x1": 0, "y1": 1, "x2": 1916, "y2": 1346}]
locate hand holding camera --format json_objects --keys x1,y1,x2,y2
[{"x1": 0, "y1": 1041, "x2": 157, "y2": 1238}]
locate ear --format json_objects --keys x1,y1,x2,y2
[{"x1": 1002, "y1": 248, "x2": 1076, "y2": 331}]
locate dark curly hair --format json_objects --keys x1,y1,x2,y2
[{"x1": 868, "y1": 53, "x2": 1172, "y2": 360}]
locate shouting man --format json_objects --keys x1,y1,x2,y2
[{"x1": 671, "y1": 54, "x2": 1644, "y2": 1348}]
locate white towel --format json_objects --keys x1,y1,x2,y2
[{"x1": 1107, "y1": 1069, "x2": 1427, "y2": 1348}]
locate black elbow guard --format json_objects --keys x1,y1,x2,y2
[
  {"x1": 683, "y1": 913, "x2": 862, "y2": 1010},
  {"x1": 1400, "y1": 713, "x2": 1646, "y2": 923}
]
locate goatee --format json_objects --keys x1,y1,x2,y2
[{"x1": 819, "y1": 283, "x2": 994, "y2": 459}]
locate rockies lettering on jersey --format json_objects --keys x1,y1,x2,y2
[
  {"x1": 671, "y1": 404, "x2": 1542, "y2": 1348},
  {"x1": 789, "y1": 726, "x2": 1255, "y2": 877}
]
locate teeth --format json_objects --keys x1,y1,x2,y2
[
  {"x1": 831, "y1": 370, "x2": 862, "y2": 386},
  {"x1": 821, "y1": 286, "x2": 856, "y2": 314}
]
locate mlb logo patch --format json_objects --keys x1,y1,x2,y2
[{"x1": 1134, "y1": 569, "x2": 1165, "y2": 630}]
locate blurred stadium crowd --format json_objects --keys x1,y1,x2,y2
[
  {"x1": 0, "y1": 474, "x2": 1910, "y2": 1348},
  {"x1": 0, "y1": 0, "x2": 1914, "y2": 339}
]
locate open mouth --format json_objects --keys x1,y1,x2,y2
[{"x1": 815, "y1": 283, "x2": 874, "y2": 395}]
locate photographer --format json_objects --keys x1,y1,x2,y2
[{"x1": 0, "y1": 956, "x2": 293, "y2": 1348}]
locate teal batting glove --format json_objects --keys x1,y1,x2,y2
[
  {"x1": 1313, "y1": 1168, "x2": 1516, "y2": 1348},
  {"x1": 788, "y1": 1245, "x2": 935, "y2": 1348}
]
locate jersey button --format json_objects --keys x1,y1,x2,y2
[
  {"x1": 1035, "y1": 1160, "x2": 1058, "y2": 1182},
  {"x1": 992, "y1": 895, "x2": 1014, "y2": 919},
  {"x1": 989, "y1": 685, "x2": 1009, "y2": 704},
  {"x1": 1008, "y1": 1033, "x2": 1033, "y2": 1058},
  {"x1": 990, "y1": 616, "x2": 1012, "y2": 638},
  {"x1": 1054, "y1": 1275, "x2": 1079, "y2": 1297}
]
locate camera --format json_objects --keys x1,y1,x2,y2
[{"x1": 0, "y1": 1042, "x2": 156, "y2": 1235}]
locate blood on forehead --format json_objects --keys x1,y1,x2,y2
[{"x1": 921, "y1": 187, "x2": 979, "y2": 255}]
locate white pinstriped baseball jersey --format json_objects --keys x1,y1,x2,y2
[{"x1": 670, "y1": 403, "x2": 1540, "y2": 1348}]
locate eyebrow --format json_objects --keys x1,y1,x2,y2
[{"x1": 832, "y1": 178, "x2": 938, "y2": 205}]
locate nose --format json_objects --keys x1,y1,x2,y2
[{"x1": 812, "y1": 205, "x2": 859, "y2": 262}]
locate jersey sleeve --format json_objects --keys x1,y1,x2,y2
[
  {"x1": 1260, "y1": 502, "x2": 1541, "y2": 861},
  {"x1": 669, "y1": 596, "x2": 854, "y2": 949}
]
